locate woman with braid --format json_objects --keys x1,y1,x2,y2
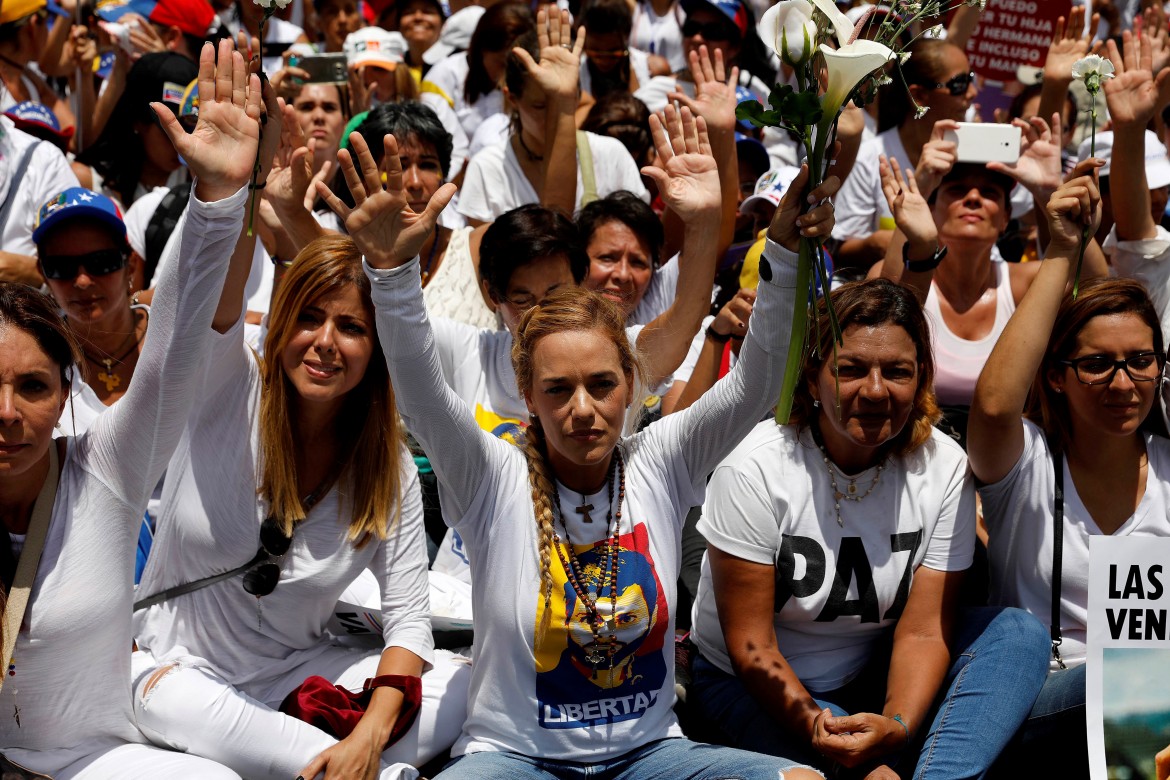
[{"x1": 316, "y1": 98, "x2": 835, "y2": 778}]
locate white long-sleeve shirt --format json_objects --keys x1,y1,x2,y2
[
  {"x1": 1, "y1": 185, "x2": 247, "y2": 774},
  {"x1": 366, "y1": 238, "x2": 799, "y2": 761}
]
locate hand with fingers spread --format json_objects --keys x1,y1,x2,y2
[
  {"x1": 156, "y1": 39, "x2": 264, "y2": 203},
  {"x1": 1045, "y1": 158, "x2": 1105, "y2": 249},
  {"x1": 511, "y1": 6, "x2": 584, "y2": 104},
  {"x1": 766, "y1": 166, "x2": 839, "y2": 252},
  {"x1": 267, "y1": 101, "x2": 333, "y2": 215},
  {"x1": 640, "y1": 105, "x2": 720, "y2": 222},
  {"x1": 667, "y1": 45, "x2": 740, "y2": 135},
  {"x1": 1043, "y1": 7, "x2": 1101, "y2": 86},
  {"x1": 1136, "y1": 11, "x2": 1170, "y2": 76},
  {"x1": 1102, "y1": 34, "x2": 1170, "y2": 131},
  {"x1": 880, "y1": 155, "x2": 936, "y2": 256},
  {"x1": 914, "y1": 120, "x2": 959, "y2": 199},
  {"x1": 317, "y1": 132, "x2": 457, "y2": 269},
  {"x1": 988, "y1": 114, "x2": 1064, "y2": 199}
]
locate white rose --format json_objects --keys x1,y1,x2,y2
[
  {"x1": 252, "y1": 0, "x2": 274, "y2": 8},
  {"x1": 759, "y1": 0, "x2": 819, "y2": 68},
  {"x1": 1071, "y1": 54, "x2": 1115, "y2": 94}
]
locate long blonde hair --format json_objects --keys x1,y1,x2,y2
[
  {"x1": 511, "y1": 288, "x2": 644, "y2": 635},
  {"x1": 259, "y1": 235, "x2": 403, "y2": 545}
]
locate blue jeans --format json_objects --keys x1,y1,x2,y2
[
  {"x1": 689, "y1": 607, "x2": 1050, "y2": 779},
  {"x1": 433, "y1": 737, "x2": 817, "y2": 779},
  {"x1": 991, "y1": 662, "x2": 1086, "y2": 777}
]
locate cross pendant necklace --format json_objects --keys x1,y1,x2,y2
[
  {"x1": 97, "y1": 358, "x2": 121, "y2": 393},
  {"x1": 575, "y1": 493, "x2": 594, "y2": 523}
]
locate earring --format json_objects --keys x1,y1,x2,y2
[{"x1": 812, "y1": 399, "x2": 821, "y2": 408}]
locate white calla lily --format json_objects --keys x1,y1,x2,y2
[
  {"x1": 817, "y1": 38, "x2": 895, "y2": 119},
  {"x1": 809, "y1": 0, "x2": 857, "y2": 45},
  {"x1": 759, "y1": 0, "x2": 819, "y2": 67}
]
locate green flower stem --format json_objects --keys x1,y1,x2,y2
[
  {"x1": 246, "y1": 8, "x2": 274, "y2": 238},
  {"x1": 1072, "y1": 102, "x2": 1097, "y2": 299},
  {"x1": 775, "y1": 237, "x2": 814, "y2": 424}
]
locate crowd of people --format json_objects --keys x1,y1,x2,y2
[{"x1": 1, "y1": 0, "x2": 1169, "y2": 777}]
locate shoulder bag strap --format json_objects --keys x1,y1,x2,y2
[
  {"x1": 1051, "y1": 447, "x2": 1066, "y2": 670},
  {"x1": 1, "y1": 440, "x2": 59, "y2": 694},
  {"x1": 133, "y1": 549, "x2": 266, "y2": 612},
  {"x1": 0, "y1": 141, "x2": 42, "y2": 237},
  {"x1": 576, "y1": 131, "x2": 599, "y2": 208}
]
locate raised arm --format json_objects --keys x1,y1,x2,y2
[
  {"x1": 85, "y1": 40, "x2": 260, "y2": 506},
  {"x1": 871, "y1": 154, "x2": 939, "y2": 304},
  {"x1": 1037, "y1": 8, "x2": 1100, "y2": 128},
  {"x1": 968, "y1": 160, "x2": 1104, "y2": 484},
  {"x1": 317, "y1": 133, "x2": 499, "y2": 519}
]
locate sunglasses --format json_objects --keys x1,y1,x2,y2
[
  {"x1": 919, "y1": 71, "x2": 976, "y2": 96},
  {"x1": 241, "y1": 516, "x2": 293, "y2": 598},
  {"x1": 40, "y1": 248, "x2": 129, "y2": 281},
  {"x1": 681, "y1": 19, "x2": 735, "y2": 41}
]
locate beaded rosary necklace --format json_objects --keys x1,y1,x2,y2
[
  {"x1": 552, "y1": 451, "x2": 626, "y2": 679},
  {"x1": 811, "y1": 424, "x2": 888, "y2": 528}
]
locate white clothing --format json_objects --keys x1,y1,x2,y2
[
  {"x1": 421, "y1": 52, "x2": 506, "y2": 141},
  {"x1": 135, "y1": 647, "x2": 471, "y2": 780},
  {"x1": 1108, "y1": 223, "x2": 1170, "y2": 348},
  {"x1": 627, "y1": 253, "x2": 680, "y2": 327},
  {"x1": 366, "y1": 237, "x2": 798, "y2": 760},
  {"x1": 0, "y1": 186, "x2": 247, "y2": 776},
  {"x1": 923, "y1": 261, "x2": 1017, "y2": 408},
  {"x1": 580, "y1": 48, "x2": 655, "y2": 96},
  {"x1": 691, "y1": 424, "x2": 975, "y2": 692},
  {"x1": 631, "y1": 0, "x2": 686, "y2": 71},
  {"x1": 468, "y1": 112, "x2": 511, "y2": 159},
  {"x1": 422, "y1": 226, "x2": 496, "y2": 329},
  {"x1": 457, "y1": 131, "x2": 649, "y2": 223},
  {"x1": 832, "y1": 128, "x2": 908, "y2": 242},
  {"x1": 980, "y1": 419, "x2": 1170, "y2": 669},
  {"x1": 0, "y1": 118, "x2": 80, "y2": 257}
]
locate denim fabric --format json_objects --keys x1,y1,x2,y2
[
  {"x1": 690, "y1": 607, "x2": 1050, "y2": 779},
  {"x1": 991, "y1": 662, "x2": 1086, "y2": 777},
  {"x1": 433, "y1": 738, "x2": 818, "y2": 780}
]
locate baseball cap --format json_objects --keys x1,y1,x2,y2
[
  {"x1": 679, "y1": 0, "x2": 749, "y2": 40},
  {"x1": 1077, "y1": 129, "x2": 1170, "y2": 190},
  {"x1": 0, "y1": 0, "x2": 66, "y2": 24},
  {"x1": 114, "y1": 51, "x2": 199, "y2": 125},
  {"x1": 741, "y1": 165, "x2": 801, "y2": 212},
  {"x1": 33, "y1": 188, "x2": 128, "y2": 246},
  {"x1": 95, "y1": 0, "x2": 215, "y2": 38},
  {"x1": 345, "y1": 28, "x2": 407, "y2": 71},
  {"x1": 423, "y1": 4, "x2": 484, "y2": 65},
  {"x1": 736, "y1": 132, "x2": 769, "y2": 179},
  {"x1": 3, "y1": 101, "x2": 73, "y2": 143}
]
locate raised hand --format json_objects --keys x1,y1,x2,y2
[
  {"x1": 988, "y1": 114, "x2": 1064, "y2": 198},
  {"x1": 767, "y1": 165, "x2": 839, "y2": 252},
  {"x1": 510, "y1": 6, "x2": 584, "y2": 103},
  {"x1": 667, "y1": 45, "x2": 740, "y2": 135},
  {"x1": 1045, "y1": 158, "x2": 1105, "y2": 249},
  {"x1": 1136, "y1": 10, "x2": 1170, "y2": 74},
  {"x1": 155, "y1": 39, "x2": 262, "y2": 202},
  {"x1": 639, "y1": 105, "x2": 720, "y2": 222},
  {"x1": 914, "y1": 120, "x2": 958, "y2": 198},
  {"x1": 267, "y1": 101, "x2": 332, "y2": 215},
  {"x1": 1043, "y1": 7, "x2": 1101, "y2": 85},
  {"x1": 880, "y1": 155, "x2": 936, "y2": 254},
  {"x1": 1102, "y1": 34, "x2": 1170, "y2": 130},
  {"x1": 316, "y1": 132, "x2": 457, "y2": 269}
]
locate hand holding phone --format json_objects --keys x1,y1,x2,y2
[{"x1": 942, "y1": 122, "x2": 1021, "y2": 165}]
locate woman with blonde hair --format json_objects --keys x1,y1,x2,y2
[
  {"x1": 130, "y1": 234, "x2": 470, "y2": 778},
  {"x1": 319, "y1": 94, "x2": 831, "y2": 776}
]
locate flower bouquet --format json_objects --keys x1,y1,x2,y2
[
  {"x1": 737, "y1": 0, "x2": 985, "y2": 423},
  {"x1": 245, "y1": 0, "x2": 292, "y2": 235}
]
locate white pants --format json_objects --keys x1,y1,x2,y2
[
  {"x1": 133, "y1": 647, "x2": 472, "y2": 780},
  {"x1": 45, "y1": 741, "x2": 241, "y2": 779}
]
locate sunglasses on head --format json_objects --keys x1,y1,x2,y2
[
  {"x1": 920, "y1": 71, "x2": 976, "y2": 96},
  {"x1": 681, "y1": 18, "x2": 735, "y2": 41},
  {"x1": 241, "y1": 516, "x2": 293, "y2": 598},
  {"x1": 39, "y1": 248, "x2": 129, "y2": 281}
]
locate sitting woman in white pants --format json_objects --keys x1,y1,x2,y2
[{"x1": 129, "y1": 104, "x2": 471, "y2": 780}]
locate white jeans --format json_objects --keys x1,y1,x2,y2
[
  {"x1": 48, "y1": 742, "x2": 241, "y2": 779},
  {"x1": 133, "y1": 647, "x2": 472, "y2": 780}
]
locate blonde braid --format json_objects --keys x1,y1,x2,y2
[{"x1": 524, "y1": 422, "x2": 558, "y2": 639}]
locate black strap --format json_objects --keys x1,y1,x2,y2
[
  {"x1": 142, "y1": 182, "x2": 192, "y2": 288},
  {"x1": 133, "y1": 549, "x2": 267, "y2": 612},
  {"x1": 1051, "y1": 448, "x2": 1066, "y2": 670},
  {"x1": 0, "y1": 140, "x2": 41, "y2": 236}
]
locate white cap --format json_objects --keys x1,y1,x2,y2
[
  {"x1": 741, "y1": 165, "x2": 802, "y2": 211},
  {"x1": 423, "y1": 5, "x2": 485, "y2": 66},
  {"x1": 345, "y1": 28, "x2": 407, "y2": 71},
  {"x1": 1077, "y1": 129, "x2": 1170, "y2": 190}
]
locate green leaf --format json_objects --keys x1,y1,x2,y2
[
  {"x1": 735, "y1": 100, "x2": 769, "y2": 128},
  {"x1": 768, "y1": 84, "x2": 794, "y2": 112},
  {"x1": 781, "y1": 89, "x2": 824, "y2": 127}
]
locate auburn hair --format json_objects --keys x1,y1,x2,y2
[
  {"x1": 511, "y1": 288, "x2": 644, "y2": 636},
  {"x1": 259, "y1": 235, "x2": 403, "y2": 544},
  {"x1": 788, "y1": 278, "x2": 940, "y2": 455}
]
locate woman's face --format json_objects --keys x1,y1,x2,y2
[
  {"x1": 482, "y1": 47, "x2": 509, "y2": 85},
  {"x1": 397, "y1": 133, "x2": 445, "y2": 214},
  {"x1": 40, "y1": 222, "x2": 131, "y2": 327},
  {"x1": 811, "y1": 322, "x2": 920, "y2": 461},
  {"x1": 510, "y1": 78, "x2": 548, "y2": 143},
  {"x1": 525, "y1": 327, "x2": 633, "y2": 470},
  {"x1": 1048, "y1": 313, "x2": 1161, "y2": 440},
  {"x1": 137, "y1": 120, "x2": 181, "y2": 173},
  {"x1": 397, "y1": 0, "x2": 442, "y2": 50},
  {"x1": 584, "y1": 220, "x2": 653, "y2": 317},
  {"x1": 584, "y1": 30, "x2": 629, "y2": 76},
  {"x1": 319, "y1": 0, "x2": 363, "y2": 52},
  {"x1": 293, "y1": 84, "x2": 346, "y2": 170},
  {"x1": 932, "y1": 174, "x2": 1008, "y2": 248},
  {"x1": 280, "y1": 285, "x2": 375, "y2": 410},
  {"x1": 914, "y1": 46, "x2": 976, "y2": 123},
  {"x1": 0, "y1": 325, "x2": 67, "y2": 481},
  {"x1": 681, "y1": 8, "x2": 739, "y2": 65},
  {"x1": 489, "y1": 255, "x2": 576, "y2": 336}
]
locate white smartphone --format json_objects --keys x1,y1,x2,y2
[{"x1": 943, "y1": 122, "x2": 1021, "y2": 165}]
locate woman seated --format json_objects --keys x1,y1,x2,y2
[
  {"x1": 0, "y1": 38, "x2": 257, "y2": 779},
  {"x1": 318, "y1": 92, "x2": 833, "y2": 779},
  {"x1": 970, "y1": 157, "x2": 1170, "y2": 775}
]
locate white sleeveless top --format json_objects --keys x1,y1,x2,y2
[{"x1": 924, "y1": 261, "x2": 1016, "y2": 408}]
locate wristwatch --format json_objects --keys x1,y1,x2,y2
[
  {"x1": 705, "y1": 325, "x2": 732, "y2": 344},
  {"x1": 903, "y1": 242, "x2": 947, "y2": 273}
]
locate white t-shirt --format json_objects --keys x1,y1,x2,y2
[
  {"x1": 627, "y1": 253, "x2": 680, "y2": 327},
  {"x1": 980, "y1": 419, "x2": 1170, "y2": 670},
  {"x1": 0, "y1": 186, "x2": 246, "y2": 776},
  {"x1": 369, "y1": 238, "x2": 800, "y2": 760},
  {"x1": 0, "y1": 118, "x2": 80, "y2": 257},
  {"x1": 691, "y1": 423, "x2": 975, "y2": 692},
  {"x1": 421, "y1": 52, "x2": 506, "y2": 141},
  {"x1": 832, "y1": 128, "x2": 908, "y2": 242},
  {"x1": 630, "y1": 0, "x2": 686, "y2": 72},
  {"x1": 457, "y1": 131, "x2": 649, "y2": 223}
]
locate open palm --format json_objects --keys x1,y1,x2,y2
[
  {"x1": 1103, "y1": 35, "x2": 1170, "y2": 129},
  {"x1": 512, "y1": 7, "x2": 583, "y2": 101},
  {"x1": 641, "y1": 105, "x2": 720, "y2": 221},
  {"x1": 880, "y1": 155, "x2": 936, "y2": 250},
  {"x1": 668, "y1": 45, "x2": 739, "y2": 134},
  {"x1": 989, "y1": 115, "x2": 1063, "y2": 196}
]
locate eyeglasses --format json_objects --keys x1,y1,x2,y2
[
  {"x1": 681, "y1": 19, "x2": 735, "y2": 41},
  {"x1": 1057, "y1": 352, "x2": 1166, "y2": 386},
  {"x1": 39, "y1": 248, "x2": 129, "y2": 281},
  {"x1": 585, "y1": 47, "x2": 629, "y2": 60},
  {"x1": 241, "y1": 516, "x2": 293, "y2": 597},
  {"x1": 919, "y1": 71, "x2": 976, "y2": 96}
]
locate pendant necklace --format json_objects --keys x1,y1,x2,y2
[
  {"x1": 811, "y1": 424, "x2": 887, "y2": 527},
  {"x1": 81, "y1": 308, "x2": 146, "y2": 393}
]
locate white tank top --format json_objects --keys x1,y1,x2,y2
[{"x1": 924, "y1": 261, "x2": 1016, "y2": 408}]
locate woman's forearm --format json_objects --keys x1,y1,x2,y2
[
  {"x1": 732, "y1": 648, "x2": 824, "y2": 745},
  {"x1": 882, "y1": 633, "x2": 952, "y2": 747}
]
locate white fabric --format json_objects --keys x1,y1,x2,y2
[
  {"x1": 468, "y1": 112, "x2": 510, "y2": 159},
  {"x1": 421, "y1": 226, "x2": 496, "y2": 329},
  {"x1": 421, "y1": 52, "x2": 506, "y2": 141},
  {"x1": 0, "y1": 186, "x2": 247, "y2": 776},
  {"x1": 457, "y1": 131, "x2": 649, "y2": 223},
  {"x1": 366, "y1": 237, "x2": 799, "y2": 760},
  {"x1": 1108, "y1": 223, "x2": 1170, "y2": 348},
  {"x1": 627, "y1": 252, "x2": 680, "y2": 327},
  {"x1": 0, "y1": 118, "x2": 80, "y2": 257},
  {"x1": 580, "y1": 48, "x2": 654, "y2": 95},
  {"x1": 134, "y1": 648, "x2": 471, "y2": 780},
  {"x1": 980, "y1": 419, "x2": 1170, "y2": 669},
  {"x1": 630, "y1": 0, "x2": 686, "y2": 71},
  {"x1": 691, "y1": 424, "x2": 975, "y2": 692},
  {"x1": 831, "y1": 128, "x2": 908, "y2": 242},
  {"x1": 923, "y1": 261, "x2": 1016, "y2": 408}
]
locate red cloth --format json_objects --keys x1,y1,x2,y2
[
  {"x1": 149, "y1": 0, "x2": 215, "y2": 39},
  {"x1": 279, "y1": 674, "x2": 422, "y2": 748}
]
